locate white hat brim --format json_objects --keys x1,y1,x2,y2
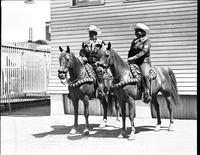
[
  {"x1": 88, "y1": 25, "x2": 102, "y2": 34},
  {"x1": 134, "y1": 23, "x2": 150, "y2": 33}
]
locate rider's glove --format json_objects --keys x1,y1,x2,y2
[
  {"x1": 128, "y1": 56, "x2": 137, "y2": 62},
  {"x1": 81, "y1": 57, "x2": 88, "y2": 64}
]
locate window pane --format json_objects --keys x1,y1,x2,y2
[{"x1": 73, "y1": 0, "x2": 103, "y2": 6}]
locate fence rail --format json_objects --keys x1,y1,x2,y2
[{"x1": 1, "y1": 44, "x2": 51, "y2": 109}]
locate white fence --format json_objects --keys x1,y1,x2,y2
[{"x1": 1, "y1": 45, "x2": 50, "y2": 104}]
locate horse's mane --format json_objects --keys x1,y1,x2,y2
[
  {"x1": 111, "y1": 49, "x2": 129, "y2": 69},
  {"x1": 69, "y1": 52, "x2": 84, "y2": 67}
]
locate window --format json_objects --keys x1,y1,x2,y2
[
  {"x1": 72, "y1": 0, "x2": 104, "y2": 7},
  {"x1": 124, "y1": 0, "x2": 153, "y2": 2}
]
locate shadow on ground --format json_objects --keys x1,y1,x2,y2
[{"x1": 32, "y1": 124, "x2": 170, "y2": 140}]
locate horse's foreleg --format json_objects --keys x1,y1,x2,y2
[
  {"x1": 152, "y1": 95, "x2": 161, "y2": 131},
  {"x1": 115, "y1": 98, "x2": 121, "y2": 128},
  {"x1": 69, "y1": 98, "x2": 79, "y2": 135},
  {"x1": 128, "y1": 97, "x2": 136, "y2": 140},
  {"x1": 165, "y1": 96, "x2": 174, "y2": 131},
  {"x1": 82, "y1": 96, "x2": 90, "y2": 135},
  {"x1": 99, "y1": 97, "x2": 108, "y2": 128},
  {"x1": 118, "y1": 101, "x2": 126, "y2": 139}
]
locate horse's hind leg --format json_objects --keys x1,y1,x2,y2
[
  {"x1": 82, "y1": 96, "x2": 90, "y2": 135},
  {"x1": 152, "y1": 95, "x2": 161, "y2": 131},
  {"x1": 69, "y1": 98, "x2": 79, "y2": 135},
  {"x1": 165, "y1": 95, "x2": 174, "y2": 131}
]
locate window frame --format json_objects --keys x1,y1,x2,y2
[
  {"x1": 123, "y1": 0, "x2": 151, "y2": 3},
  {"x1": 72, "y1": 0, "x2": 105, "y2": 7}
]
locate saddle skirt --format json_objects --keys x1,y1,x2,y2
[
  {"x1": 129, "y1": 64, "x2": 142, "y2": 82},
  {"x1": 84, "y1": 63, "x2": 96, "y2": 81}
]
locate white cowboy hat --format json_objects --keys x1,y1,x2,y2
[
  {"x1": 134, "y1": 23, "x2": 150, "y2": 33},
  {"x1": 88, "y1": 25, "x2": 102, "y2": 34}
]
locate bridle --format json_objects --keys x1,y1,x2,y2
[
  {"x1": 58, "y1": 52, "x2": 72, "y2": 85},
  {"x1": 99, "y1": 48, "x2": 127, "y2": 84}
]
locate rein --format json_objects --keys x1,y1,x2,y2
[{"x1": 60, "y1": 53, "x2": 95, "y2": 87}]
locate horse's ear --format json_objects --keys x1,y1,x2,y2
[
  {"x1": 66, "y1": 46, "x2": 70, "y2": 53},
  {"x1": 107, "y1": 42, "x2": 111, "y2": 50},
  {"x1": 59, "y1": 46, "x2": 63, "y2": 52},
  {"x1": 82, "y1": 42, "x2": 85, "y2": 48}
]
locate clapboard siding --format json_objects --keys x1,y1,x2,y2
[
  {"x1": 48, "y1": 0, "x2": 197, "y2": 96},
  {"x1": 151, "y1": 95, "x2": 197, "y2": 119}
]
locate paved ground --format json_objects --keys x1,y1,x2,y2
[{"x1": 1, "y1": 104, "x2": 197, "y2": 155}]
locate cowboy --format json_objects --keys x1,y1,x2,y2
[
  {"x1": 127, "y1": 23, "x2": 152, "y2": 103},
  {"x1": 80, "y1": 25, "x2": 105, "y2": 66},
  {"x1": 79, "y1": 25, "x2": 106, "y2": 97}
]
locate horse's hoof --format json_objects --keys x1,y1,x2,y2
[
  {"x1": 168, "y1": 124, "x2": 174, "y2": 132},
  {"x1": 128, "y1": 134, "x2": 135, "y2": 141},
  {"x1": 99, "y1": 119, "x2": 107, "y2": 128},
  {"x1": 83, "y1": 129, "x2": 90, "y2": 135},
  {"x1": 69, "y1": 128, "x2": 77, "y2": 135},
  {"x1": 118, "y1": 131, "x2": 126, "y2": 139},
  {"x1": 154, "y1": 125, "x2": 161, "y2": 132},
  {"x1": 117, "y1": 134, "x2": 124, "y2": 139}
]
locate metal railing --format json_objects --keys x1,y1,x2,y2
[{"x1": 1, "y1": 44, "x2": 51, "y2": 111}]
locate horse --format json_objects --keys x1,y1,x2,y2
[
  {"x1": 57, "y1": 45, "x2": 120, "y2": 135},
  {"x1": 80, "y1": 42, "x2": 120, "y2": 128},
  {"x1": 97, "y1": 43, "x2": 142, "y2": 140},
  {"x1": 98, "y1": 42, "x2": 182, "y2": 138}
]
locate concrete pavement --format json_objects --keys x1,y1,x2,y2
[{"x1": 1, "y1": 104, "x2": 197, "y2": 155}]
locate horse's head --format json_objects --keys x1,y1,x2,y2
[
  {"x1": 80, "y1": 42, "x2": 90, "y2": 54},
  {"x1": 97, "y1": 42, "x2": 114, "y2": 68},
  {"x1": 96, "y1": 65, "x2": 106, "y2": 83},
  {"x1": 96, "y1": 66, "x2": 113, "y2": 98},
  {"x1": 58, "y1": 46, "x2": 71, "y2": 81}
]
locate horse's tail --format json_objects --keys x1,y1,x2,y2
[{"x1": 168, "y1": 67, "x2": 181, "y2": 106}]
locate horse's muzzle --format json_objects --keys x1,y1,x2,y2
[{"x1": 58, "y1": 69, "x2": 68, "y2": 80}]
